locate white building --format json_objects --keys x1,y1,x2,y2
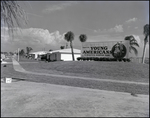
[
  {"x1": 47, "y1": 48, "x2": 81, "y2": 61},
  {"x1": 29, "y1": 51, "x2": 48, "y2": 59}
]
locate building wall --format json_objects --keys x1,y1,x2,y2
[
  {"x1": 49, "y1": 52, "x2": 61, "y2": 61},
  {"x1": 47, "y1": 52, "x2": 81, "y2": 61},
  {"x1": 61, "y1": 53, "x2": 81, "y2": 61}
]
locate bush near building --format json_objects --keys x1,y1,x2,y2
[{"x1": 77, "y1": 57, "x2": 131, "y2": 62}]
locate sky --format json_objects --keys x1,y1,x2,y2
[{"x1": 1, "y1": 1, "x2": 149, "y2": 57}]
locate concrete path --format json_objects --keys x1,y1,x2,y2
[
  {"x1": 1, "y1": 81, "x2": 149, "y2": 117},
  {"x1": 1, "y1": 61, "x2": 12, "y2": 64},
  {"x1": 12, "y1": 58, "x2": 149, "y2": 86}
]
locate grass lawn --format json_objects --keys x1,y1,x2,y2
[
  {"x1": 1, "y1": 64, "x2": 149, "y2": 95},
  {"x1": 20, "y1": 61, "x2": 149, "y2": 83}
]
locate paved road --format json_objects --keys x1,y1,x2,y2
[
  {"x1": 12, "y1": 58, "x2": 149, "y2": 86},
  {"x1": 1, "y1": 80, "x2": 149, "y2": 117}
]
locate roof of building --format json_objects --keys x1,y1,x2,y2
[
  {"x1": 48, "y1": 48, "x2": 81, "y2": 54},
  {"x1": 29, "y1": 51, "x2": 48, "y2": 55}
]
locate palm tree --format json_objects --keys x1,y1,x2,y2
[
  {"x1": 79, "y1": 34, "x2": 87, "y2": 43},
  {"x1": 19, "y1": 49, "x2": 25, "y2": 57},
  {"x1": 64, "y1": 31, "x2": 75, "y2": 61},
  {"x1": 26, "y1": 47, "x2": 33, "y2": 55},
  {"x1": 79, "y1": 34, "x2": 87, "y2": 57},
  {"x1": 1, "y1": 1, "x2": 27, "y2": 36},
  {"x1": 124, "y1": 35, "x2": 139, "y2": 56},
  {"x1": 142, "y1": 24, "x2": 149, "y2": 64}
]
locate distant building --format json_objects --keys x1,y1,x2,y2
[
  {"x1": 29, "y1": 51, "x2": 48, "y2": 59},
  {"x1": 47, "y1": 48, "x2": 81, "y2": 61}
]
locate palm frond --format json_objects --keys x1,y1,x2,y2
[
  {"x1": 79, "y1": 34, "x2": 87, "y2": 42},
  {"x1": 1, "y1": 1, "x2": 28, "y2": 36},
  {"x1": 131, "y1": 46, "x2": 138, "y2": 56},
  {"x1": 124, "y1": 36, "x2": 131, "y2": 40},
  {"x1": 143, "y1": 24, "x2": 149, "y2": 36},
  {"x1": 130, "y1": 42, "x2": 140, "y2": 47},
  {"x1": 64, "y1": 31, "x2": 74, "y2": 42}
]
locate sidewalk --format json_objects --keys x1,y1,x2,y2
[{"x1": 1, "y1": 80, "x2": 149, "y2": 117}]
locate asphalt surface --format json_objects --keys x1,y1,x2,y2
[{"x1": 1, "y1": 81, "x2": 149, "y2": 117}]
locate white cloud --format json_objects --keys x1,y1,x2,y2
[
  {"x1": 126, "y1": 18, "x2": 137, "y2": 23},
  {"x1": 1, "y1": 27, "x2": 67, "y2": 51},
  {"x1": 43, "y1": 2, "x2": 78, "y2": 13},
  {"x1": 109, "y1": 25, "x2": 123, "y2": 33},
  {"x1": 94, "y1": 25, "x2": 123, "y2": 34},
  {"x1": 127, "y1": 26, "x2": 131, "y2": 29}
]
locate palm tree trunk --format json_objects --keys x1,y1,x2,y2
[
  {"x1": 81, "y1": 42, "x2": 83, "y2": 57},
  {"x1": 70, "y1": 41, "x2": 75, "y2": 61},
  {"x1": 142, "y1": 36, "x2": 147, "y2": 64}
]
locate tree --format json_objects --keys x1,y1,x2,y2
[
  {"x1": 142, "y1": 24, "x2": 149, "y2": 64},
  {"x1": 60, "y1": 46, "x2": 65, "y2": 49},
  {"x1": 1, "y1": 1, "x2": 27, "y2": 36},
  {"x1": 19, "y1": 49, "x2": 25, "y2": 57},
  {"x1": 9, "y1": 52, "x2": 14, "y2": 55},
  {"x1": 26, "y1": 47, "x2": 33, "y2": 55},
  {"x1": 79, "y1": 34, "x2": 87, "y2": 43},
  {"x1": 64, "y1": 31, "x2": 75, "y2": 61},
  {"x1": 124, "y1": 35, "x2": 139, "y2": 56},
  {"x1": 49, "y1": 49, "x2": 53, "y2": 52}
]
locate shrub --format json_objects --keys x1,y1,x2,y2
[
  {"x1": 122, "y1": 58, "x2": 126, "y2": 62},
  {"x1": 107, "y1": 58, "x2": 111, "y2": 61},
  {"x1": 126, "y1": 58, "x2": 131, "y2": 62},
  {"x1": 119, "y1": 59, "x2": 122, "y2": 62},
  {"x1": 83, "y1": 57, "x2": 86, "y2": 61},
  {"x1": 89, "y1": 57, "x2": 92, "y2": 61},
  {"x1": 77, "y1": 57, "x2": 81, "y2": 61},
  {"x1": 103, "y1": 58, "x2": 105, "y2": 61},
  {"x1": 86, "y1": 57, "x2": 90, "y2": 61},
  {"x1": 99, "y1": 58, "x2": 102, "y2": 61}
]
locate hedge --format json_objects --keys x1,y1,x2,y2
[{"x1": 77, "y1": 57, "x2": 131, "y2": 62}]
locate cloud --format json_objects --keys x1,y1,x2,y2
[
  {"x1": 1, "y1": 27, "x2": 67, "y2": 51},
  {"x1": 126, "y1": 18, "x2": 137, "y2": 23},
  {"x1": 127, "y1": 26, "x2": 131, "y2": 29},
  {"x1": 108, "y1": 25, "x2": 123, "y2": 33},
  {"x1": 43, "y1": 2, "x2": 78, "y2": 13},
  {"x1": 94, "y1": 25, "x2": 123, "y2": 33},
  {"x1": 88, "y1": 34, "x2": 124, "y2": 42}
]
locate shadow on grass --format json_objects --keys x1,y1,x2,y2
[{"x1": 12, "y1": 78, "x2": 25, "y2": 82}]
